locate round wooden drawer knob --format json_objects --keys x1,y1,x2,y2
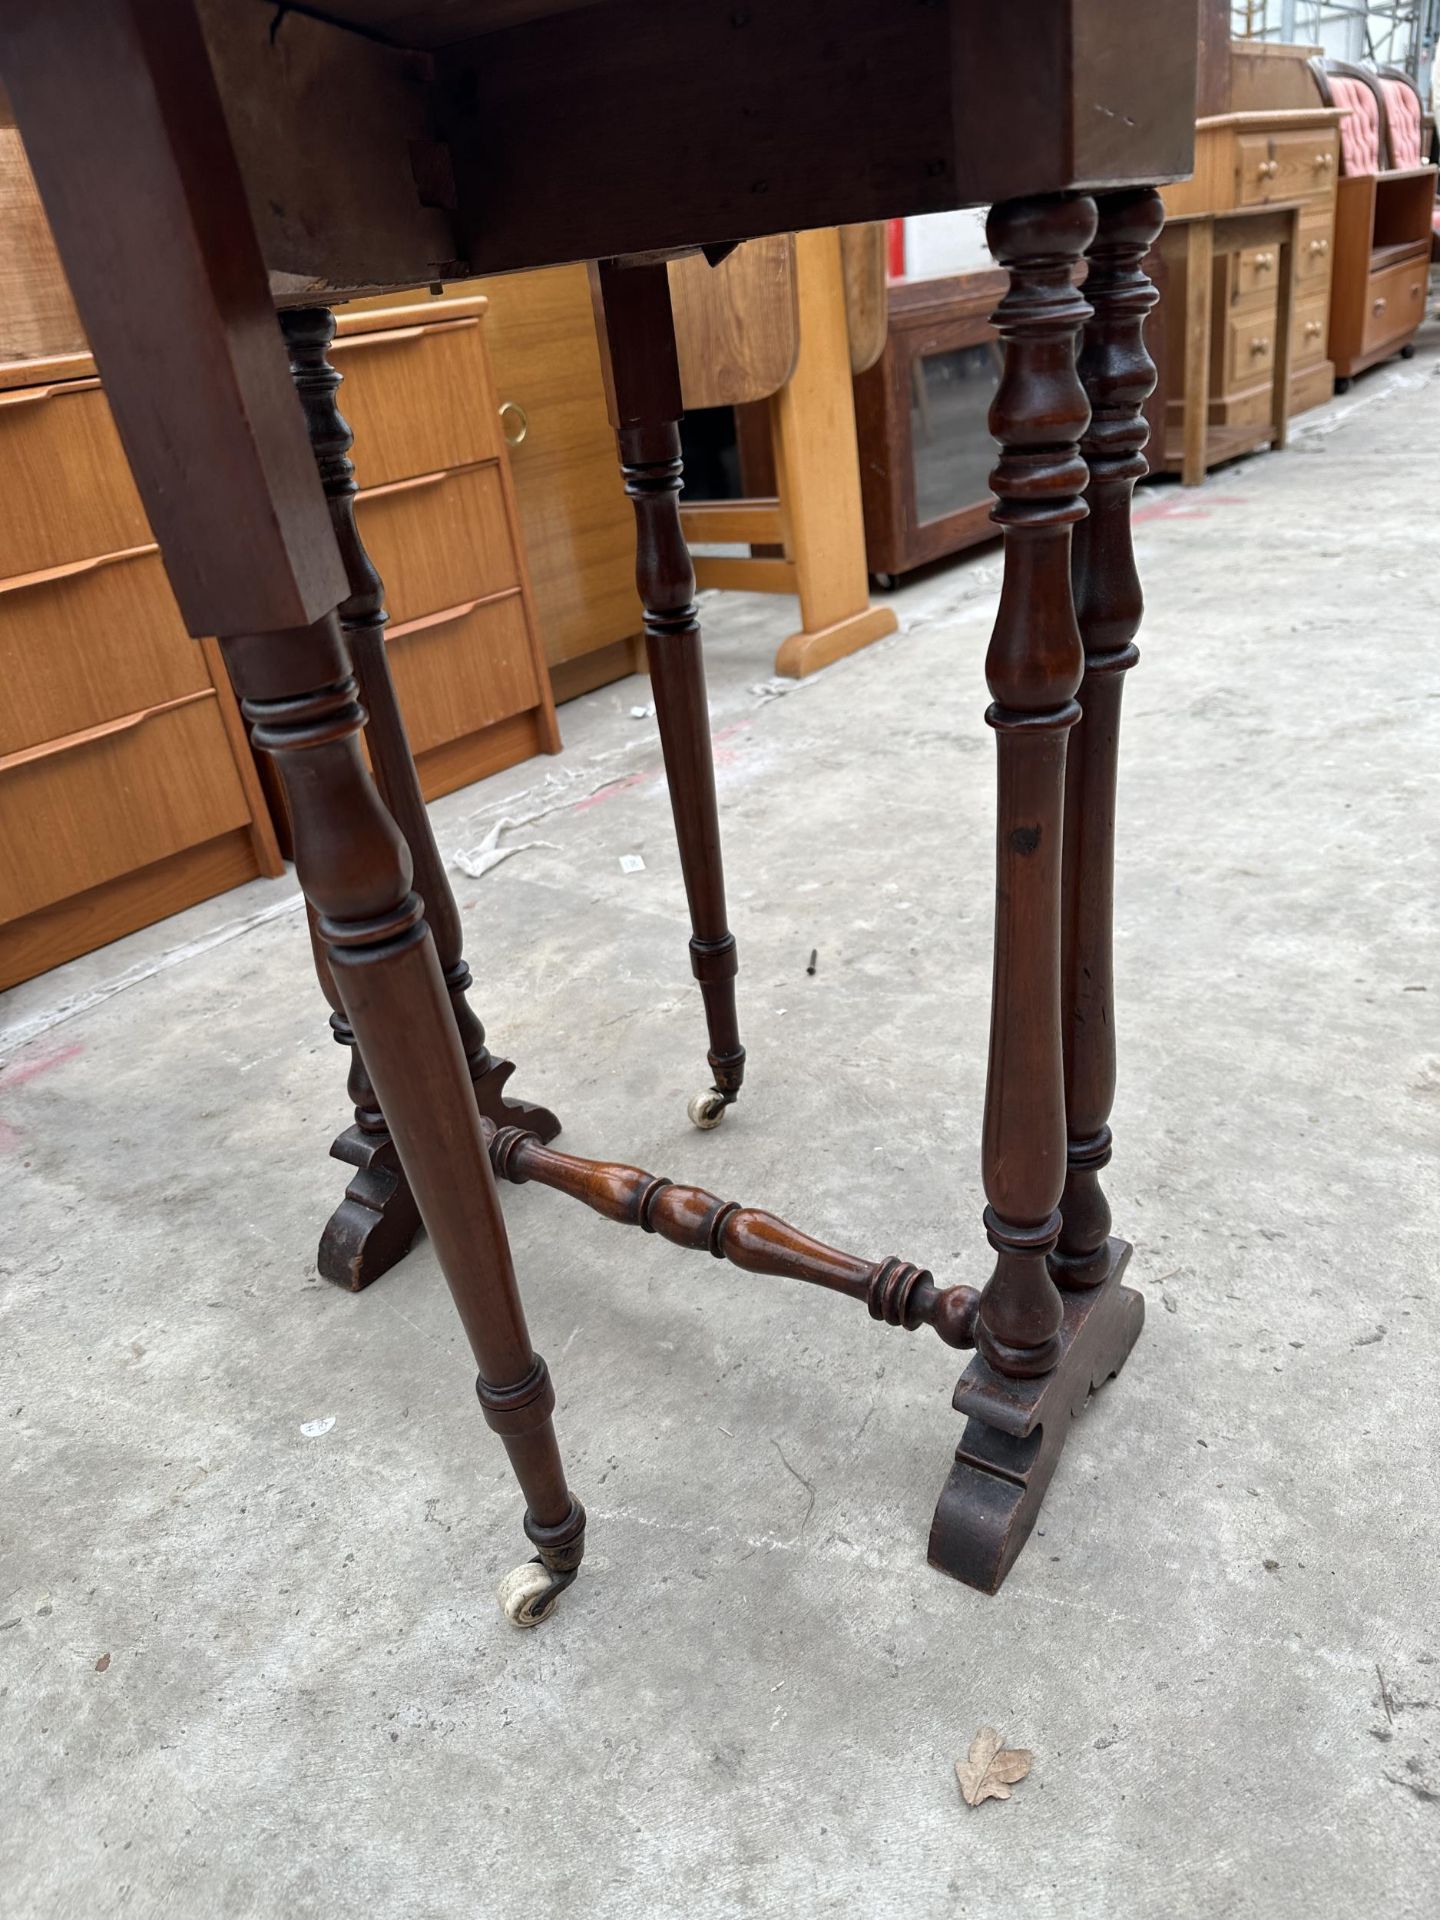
[
  {"x1": 1308, "y1": 238, "x2": 1329, "y2": 256},
  {"x1": 1257, "y1": 159, "x2": 1279, "y2": 179}
]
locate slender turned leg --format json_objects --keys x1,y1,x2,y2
[
  {"x1": 224, "y1": 613, "x2": 585, "y2": 1625},
  {"x1": 972, "y1": 195, "x2": 1095, "y2": 1382},
  {"x1": 1052, "y1": 190, "x2": 1165, "y2": 1292},
  {"x1": 590, "y1": 258, "x2": 746, "y2": 1131},
  {"x1": 928, "y1": 195, "x2": 1145, "y2": 1595},
  {"x1": 280, "y1": 308, "x2": 560, "y2": 1290}
]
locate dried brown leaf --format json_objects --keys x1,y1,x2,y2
[{"x1": 955, "y1": 1726, "x2": 1034, "y2": 1807}]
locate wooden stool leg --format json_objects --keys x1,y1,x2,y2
[
  {"x1": 224, "y1": 613, "x2": 586, "y2": 1626},
  {"x1": 928, "y1": 194, "x2": 1143, "y2": 1594},
  {"x1": 1052, "y1": 189, "x2": 1165, "y2": 1292},
  {"x1": 280, "y1": 309, "x2": 560, "y2": 1289},
  {"x1": 591, "y1": 259, "x2": 746, "y2": 1131}
]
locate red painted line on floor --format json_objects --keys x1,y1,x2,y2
[{"x1": 0, "y1": 1040, "x2": 86, "y2": 1092}]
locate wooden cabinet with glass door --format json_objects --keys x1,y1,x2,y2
[{"x1": 852, "y1": 268, "x2": 1005, "y2": 586}]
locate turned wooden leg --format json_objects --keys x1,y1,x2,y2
[
  {"x1": 281, "y1": 309, "x2": 560, "y2": 1289},
  {"x1": 972, "y1": 195, "x2": 1096, "y2": 1382},
  {"x1": 225, "y1": 613, "x2": 585, "y2": 1625},
  {"x1": 590, "y1": 259, "x2": 746, "y2": 1131},
  {"x1": 928, "y1": 194, "x2": 1144, "y2": 1595},
  {"x1": 1052, "y1": 189, "x2": 1165, "y2": 1292}
]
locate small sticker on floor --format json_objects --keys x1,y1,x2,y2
[
  {"x1": 300, "y1": 1417, "x2": 336, "y2": 1438},
  {"x1": 618, "y1": 854, "x2": 646, "y2": 874}
]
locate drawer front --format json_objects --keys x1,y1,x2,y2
[
  {"x1": 1233, "y1": 243, "x2": 1283, "y2": 301},
  {"x1": 335, "y1": 317, "x2": 502, "y2": 488},
  {"x1": 0, "y1": 546, "x2": 205, "y2": 757},
  {"x1": 0, "y1": 379, "x2": 151, "y2": 579},
  {"x1": 355, "y1": 461, "x2": 520, "y2": 627},
  {"x1": 1292, "y1": 290, "x2": 1330, "y2": 368},
  {"x1": 1361, "y1": 257, "x2": 1427, "y2": 355},
  {"x1": 0, "y1": 693, "x2": 251, "y2": 923},
  {"x1": 387, "y1": 593, "x2": 542, "y2": 759},
  {"x1": 1225, "y1": 308, "x2": 1278, "y2": 390},
  {"x1": 1297, "y1": 214, "x2": 1334, "y2": 290},
  {"x1": 1235, "y1": 129, "x2": 1338, "y2": 206}
]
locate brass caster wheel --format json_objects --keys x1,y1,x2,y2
[
  {"x1": 498, "y1": 1558, "x2": 571, "y2": 1628},
  {"x1": 687, "y1": 1087, "x2": 729, "y2": 1130}
]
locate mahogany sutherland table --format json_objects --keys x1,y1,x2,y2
[{"x1": 0, "y1": 0, "x2": 1198, "y2": 1621}]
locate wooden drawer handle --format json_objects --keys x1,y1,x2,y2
[
  {"x1": 386, "y1": 590, "x2": 518, "y2": 641},
  {"x1": 1256, "y1": 251, "x2": 1276, "y2": 270},
  {"x1": 359, "y1": 468, "x2": 449, "y2": 501},
  {"x1": 1250, "y1": 336, "x2": 1271, "y2": 354},
  {"x1": 0, "y1": 541, "x2": 158, "y2": 598},
  {"x1": 1313, "y1": 152, "x2": 1334, "y2": 169},
  {"x1": 0, "y1": 375, "x2": 103, "y2": 409},
  {"x1": 1256, "y1": 158, "x2": 1279, "y2": 179},
  {"x1": 1307, "y1": 238, "x2": 1330, "y2": 257},
  {"x1": 387, "y1": 597, "x2": 483, "y2": 640},
  {"x1": 1373, "y1": 297, "x2": 1387, "y2": 316},
  {"x1": 333, "y1": 324, "x2": 428, "y2": 350},
  {"x1": 0, "y1": 689, "x2": 211, "y2": 776},
  {"x1": 1303, "y1": 320, "x2": 1323, "y2": 339},
  {"x1": 332, "y1": 316, "x2": 479, "y2": 353}
]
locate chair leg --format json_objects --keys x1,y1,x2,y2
[
  {"x1": 223, "y1": 611, "x2": 586, "y2": 1625},
  {"x1": 279, "y1": 308, "x2": 560, "y2": 1289},
  {"x1": 928, "y1": 194, "x2": 1144, "y2": 1595},
  {"x1": 590, "y1": 258, "x2": 746, "y2": 1132}
]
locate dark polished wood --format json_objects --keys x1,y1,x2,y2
[
  {"x1": 930, "y1": 1241, "x2": 1144, "y2": 1592},
  {"x1": 280, "y1": 306, "x2": 560, "y2": 1288},
  {"x1": 1052, "y1": 189, "x2": 1164, "y2": 1290},
  {"x1": 928, "y1": 191, "x2": 1147, "y2": 1594},
  {"x1": 1, "y1": 0, "x2": 1195, "y2": 1610},
  {"x1": 1, "y1": 0, "x2": 582, "y2": 1615},
  {"x1": 486, "y1": 1121, "x2": 980, "y2": 1350},
  {"x1": 226, "y1": 613, "x2": 585, "y2": 1593},
  {"x1": 973, "y1": 194, "x2": 1095, "y2": 1381},
  {"x1": 590, "y1": 259, "x2": 745, "y2": 1120}
]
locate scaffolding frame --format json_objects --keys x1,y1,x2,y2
[{"x1": 1233, "y1": 0, "x2": 1440, "y2": 82}]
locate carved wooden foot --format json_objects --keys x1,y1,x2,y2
[
  {"x1": 320, "y1": 1127, "x2": 424, "y2": 1293},
  {"x1": 928, "y1": 1239, "x2": 1142, "y2": 1593}
]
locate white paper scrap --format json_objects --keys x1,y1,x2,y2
[{"x1": 618, "y1": 854, "x2": 647, "y2": 874}]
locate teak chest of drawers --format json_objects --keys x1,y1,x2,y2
[
  {"x1": 0, "y1": 294, "x2": 557, "y2": 987},
  {"x1": 0, "y1": 355, "x2": 284, "y2": 991}
]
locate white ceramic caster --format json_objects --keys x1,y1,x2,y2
[
  {"x1": 687, "y1": 1088, "x2": 728, "y2": 1130},
  {"x1": 498, "y1": 1560, "x2": 564, "y2": 1628}
]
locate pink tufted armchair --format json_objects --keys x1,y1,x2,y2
[{"x1": 1307, "y1": 56, "x2": 1436, "y2": 385}]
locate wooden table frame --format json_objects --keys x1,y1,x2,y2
[
  {"x1": 1168, "y1": 202, "x2": 1302, "y2": 486},
  {"x1": 1, "y1": 0, "x2": 1197, "y2": 1625}
]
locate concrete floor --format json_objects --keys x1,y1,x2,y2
[{"x1": 4, "y1": 316, "x2": 1439, "y2": 1920}]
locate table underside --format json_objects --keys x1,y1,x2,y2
[{"x1": 189, "y1": 0, "x2": 1200, "y2": 298}]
